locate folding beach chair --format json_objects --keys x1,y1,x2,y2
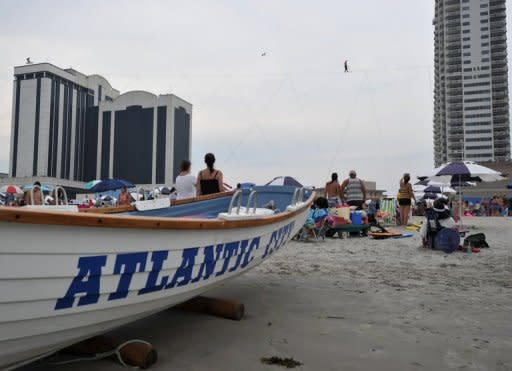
[{"x1": 378, "y1": 198, "x2": 397, "y2": 226}]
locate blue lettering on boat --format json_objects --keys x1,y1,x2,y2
[
  {"x1": 54, "y1": 256, "x2": 107, "y2": 310},
  {"x1": 109, "y1": 252, "x2": 147, "y2": 300},
  {"x1": 55, "y1": 221, "x2": 295, "y2": 310},
  {"x1": 139, "y1": 250, "x2": 170, "y2": 295}
]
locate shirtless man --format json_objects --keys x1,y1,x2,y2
[{"x1": 325, "y1": 172, "x2": 342, "y2": 207}]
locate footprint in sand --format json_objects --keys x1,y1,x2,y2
[{"x1": 443, "y1": 350, "x2": 475, "y2": 369}]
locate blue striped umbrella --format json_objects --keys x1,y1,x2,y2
[
  {"x1": 84, "y1": 179, "x2": 102, "y2": 190},
  {"x1": 90, "y1": 179, "x2": 135, "y2": 193}
]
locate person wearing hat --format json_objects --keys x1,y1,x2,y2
[
  {"x1": 340, "y1": 170, "x2": 367, "y2": 209},
  {"x1": 420, "y1": 198, "x2": 456, "y2": 247},
  {"x1": 23, "y1": 181, "x2": 43, "y2": 205}
]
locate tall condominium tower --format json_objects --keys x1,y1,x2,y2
[{"x1": 433, "y1": 0, "x2": 509, "y2": 166}]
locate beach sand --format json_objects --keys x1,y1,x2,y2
[{"x1": 23, "y1": 217, "x2": 512, "y2": 371}]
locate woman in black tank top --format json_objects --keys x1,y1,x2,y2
[{"x1": 196, "y1": 153, "x2": 224, "y2": 195}]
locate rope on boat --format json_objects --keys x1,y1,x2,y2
[{"x1": 48, "y1": 339, "x2": 152, "y2": 368}]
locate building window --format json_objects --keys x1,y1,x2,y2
[
  {"x1": 463, "y1": 52, "x2": 471, "y2": 57},
  {"x1": 464, "y1": 105, "x2": 491, "y2": 111},
  {"x1": 462, "y1": 21, "x2": 470, "y2": 26},
  {"x1": 463, "y1": 30, "x2": 470, "y2": 34},
  {"x1": 480, "y1": 19, "x2": 488, "y2": 24},
  {"x1": 464, "y1": 81, "x2": 490, "y2": 87},
  {"x1": 481, "y1": 58, "x2": 489, "y2": 62},
  {"x1": 467, "y1": 153, "x2": 492, "y2": 158},
  {"x1": 481, "y1": 42, "x2": 489, "y2": 47},
  {"x1": 480, "y1": 11, "x2": 488, "y2": 16},
  {"x1": 463, "y1": 37, "x2": 470, "y2": 41},
  {"x1": 481, "y1": 26, "x2": 489, "y2": 31},
  {"x1": 465, "y1": 89, "x2": 490, "y2": 95},
  {"x1": 465, "y1": 121, "x2": 491, "y2": 126},
  {"x1": 463, "y1": 45, "x2": 471, "y2": 49},
  {"x1": 480, "y1": 3, "x2": 488, "y2": 8},
  {"x1": 482, "y1": 34, "x2": 489, "y2": 39},
  {"x1": 465, "y1": 129, "x2": 491, "y2": 134},
  {"x1": 466, "y1": 145, "x2": 492, "y2": 150},
  {"x1": 465, "y1": 113, "x2": 491, "y2": 118},
  {"x1": 463, "y1": 14, "x2": 470, "y2": 18},
  {"x1": 466, "y1": 137, "x2": 493, "y2": 142}
]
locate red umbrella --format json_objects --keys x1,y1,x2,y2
[{"x1": 0, "y1": 185, "x2": 23, "y2": 194}]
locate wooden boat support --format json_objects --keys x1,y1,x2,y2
[
  {"x1": 63, "y1": 335, "x2": 157, "y2": 369},
  {"x1": 176, "y1": 296, "x2": 245, "y2": 321}
]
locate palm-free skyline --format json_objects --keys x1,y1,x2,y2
[{"x1": 0, "y1": 0, "x2": 510, "y2": 192}]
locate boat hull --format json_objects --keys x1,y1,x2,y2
[{"x1": 0, "y1": 206, "x2": 308, "y2": 369}]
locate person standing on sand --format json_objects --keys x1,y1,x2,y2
[
  {"x1": 325, "y1": 172, "x2": 342, "y2": 207},
  {"x1": 340, "y1": 170, "x2": 366, "y2": 209},
  {"x1": 196, "y1": 153, "x2": 224, "y2": 196},
  {"x1": 344, "y1": 60, "x2": 349, "y2": 73},
  {"x1": 397, "y1": 173, "x2": 415, "y2": 225}
]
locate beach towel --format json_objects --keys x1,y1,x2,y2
[{"x1": 378, "y1": 199, "x2": 397, "y2": 226}]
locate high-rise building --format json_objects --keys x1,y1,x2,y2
[
  {"x1": 9, "y1": 62, "x2": 192, "y2": 186},
  {"x1": 433, "y1": 0, "x2": 509, "y2": 166}
]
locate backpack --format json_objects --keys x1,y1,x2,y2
[
  {"x1": 434, "y1": 228, "x2": 460, "y2": 254},
  {"x1": 463, "y1": 233, "x2": 489, "y2": 248}
]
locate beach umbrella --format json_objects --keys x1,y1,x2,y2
[
  {"x1": 90, "y1": 179, "x2": 135, "y2": 193},
  {"x1": 425, "y1": 161, "x2": 504, "y2": 228},
  {"x1": 23, "y1": 184, "x2": 53, "y2": 192},
  {"x1": 0, "y1": 185, "x2": 23, "y2": 194},
  {"x1": 419, "y1": 192, "x2": 439, "y2": 200},
  {"x1": 265, "y1": 176, "x2": 303, "y2": 187},
  {"x1": 160, "y1": 187, "x2": 171, "y2": 195},
  {"x1": 84, "y1": 179, "x2": 102, "y2": 190},
  {"x1": 424, "y1": 185, "x2": 456, "y2": 194},
  {"x1": 427, "y1": 161, "x2": 504, "y2": 183}
]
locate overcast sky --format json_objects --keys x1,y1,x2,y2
[{"x1": 0, "y1": 0, "x2": 511, "y2": 193}]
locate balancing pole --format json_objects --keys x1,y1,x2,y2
[{"x1": 176, "y1": 296, "x2": 245, "y2": 321}]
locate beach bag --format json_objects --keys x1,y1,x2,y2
[
  {"x1": 434, "y1": 228, "x2": 460, "y2": 254},
  {"x1": 463, "y1": 233, "x2": 489, "y2": 248}
]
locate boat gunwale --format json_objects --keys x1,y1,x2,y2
[
  {"x1": 0, "y1": 192, "x2": 315, "y2": 230},
  {"x1": 79, "y1": 190, "x2": 235, "y2": 214}
]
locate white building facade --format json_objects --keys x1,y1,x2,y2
[
  {"x1": 433, "y1": 0, "x2": 509, "y2": 166},
  {"x1": 9, "y1": 63, "x2": 192, "y2": 187}
]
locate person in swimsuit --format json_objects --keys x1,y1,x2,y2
[
  {"x1": 325, "y1": 172, "x2": 342, "y2": 207},
  {"x1": 196, "y1": 153, "x2": 224, "y2": 196},
  {"x1": 397, "y1": 173, "x2": 415, "y2": 225},
  {"x1": 118, "y1": 186, "x2": 132, "y2": 206}
]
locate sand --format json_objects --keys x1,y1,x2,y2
[{"x1": 22, "y1": 217, "x2": 512, "y2": 371}]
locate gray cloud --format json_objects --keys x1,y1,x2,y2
[{"x1": 0, "y1": 0, "x2": 510, "y2": 193}]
